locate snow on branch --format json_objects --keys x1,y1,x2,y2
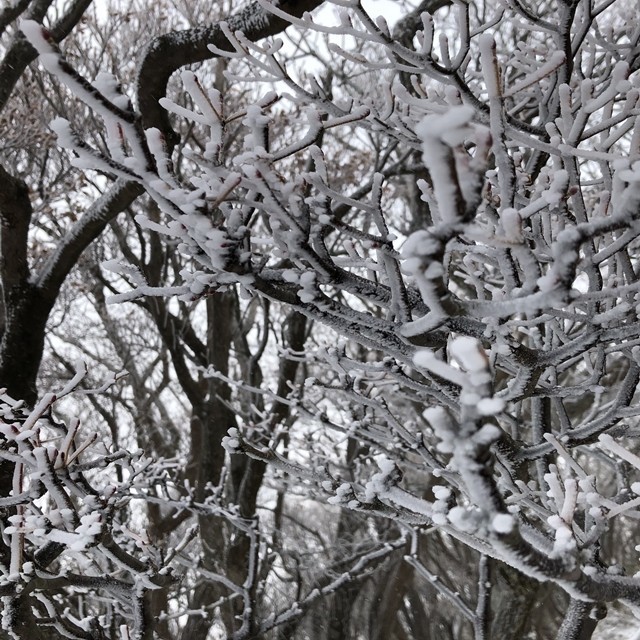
[
  {"x1": 0, "y1": 382, "x2": 176, "y2": 637},
  {"x1": 26, "y1": 0, "x2": 640, "y2": 625}
]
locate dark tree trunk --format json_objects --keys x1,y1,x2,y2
[{"x1": 0, "y1": 286, "x2": 51, "y2": 405}]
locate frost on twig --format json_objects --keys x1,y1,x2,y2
[
  {"x1": 0, "y1": 381, "x2": 175, "y2": 637},
  {"x1": 21, "y1": 0, "x2": 640, "y2": 632}
]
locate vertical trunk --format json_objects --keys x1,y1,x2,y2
[
  {"x1": 368, "y1": 550, "x2": 413, "y2": 640},
  {"x1": 489, "y1": 562, "x2": 539, "y2": 640},
  {"x1": 0, "y1": 287, "x2": 50, "y2": 403},
  {"x1": 474, "y1": 555, "x2": 491, "y2": 640},
  {"x1": 0, "y1": 288, "x2": 51, "y2": 575},
  {"x1": 556, "y1": 599, "x2": 605, "y2": 640},
  {"x1": 181, "y1": 292, "x2": 242, "y2": 638},
  {"x1": 323, "y1": 509, "x2": 368, "y2": 640},
  {"x1": 0, "y1": 163, "x2": 44, "y2": 406}
]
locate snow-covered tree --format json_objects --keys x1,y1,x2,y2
[
  {"x1": 2, "y1": 2, "x2": 396, "y2": 638},
  {"x1": 5, "y1": 0, "x2": 640, "y2": 638}
]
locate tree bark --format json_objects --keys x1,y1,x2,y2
[
  {"x1": 556, "y1": 599, "x2": 605, "y2": 640},
  {"x1": 489, "y1": 562, "x2": 540, "y2": 640}
]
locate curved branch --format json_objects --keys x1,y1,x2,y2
[
  {"x1": 0, "y1": 0, "x2": 31, "y2": 38},
  {"x1": 136, "y1": 0, "x2": 325, "y2": 142},
  {"x1": 36, "y1": 179, "x2": 143, "y2": 298},
  {"x1": 0, "y1": 0, "x2": 92, "y2": 113}
]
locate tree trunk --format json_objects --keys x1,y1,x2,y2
[
  {"x1": 556, "y1": 599, "x2": 605, "y2": 640},
  {"x1": 489, "y1": 561, "x2": 539, "y2": 640}
]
